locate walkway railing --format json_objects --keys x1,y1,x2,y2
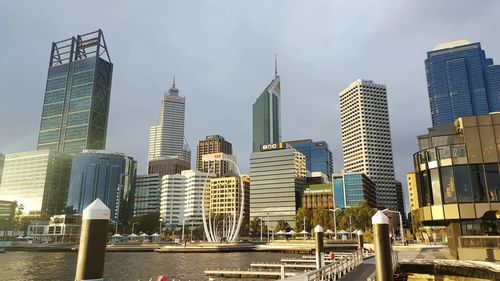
[
  {"x1": 286, "y1": 252, "x2": 363, "y2": 281},
  {"x1": 366, "y1": 250, "x2": 398, "y2": 281}
]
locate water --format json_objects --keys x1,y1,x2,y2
[{"x1": 0, "y1": 251, "x2": 301, "y2": 281}]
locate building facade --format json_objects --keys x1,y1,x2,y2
[
  {"x1": 250, "y1": 143, "x2": 306, "y2": 228},
  {"x1": 332, "y1": 171, "x2": 377, "y2": 209},
  {"x1": 0, "y1": 153, "x2": 4, "y2": 186},
  {"x1": 66, "y1": 150, "x2": 137, "y2": 223},
  {"x1": 0, "y1": 150, "x2": 72, "y2": 215},
  {"x1": 206, "y1": 175, "x2": 250, "y2": 226},
  {"x1": 287, "y1": 139, "x2": 334, "y2": 181},
  {"x1": 425, "y1": 40, "x2": 500, "y2": 126},
  {"x1": 340, "y1": 79, "x2": 397, "y2": 210},
  {"x1": 0, "y1": 200, "x2": 16, "y2": 226},
  {"x1": 160, "y1": 170, "x2": 215, "y2": 227},
  {"x1": 201, "y1": 153, "x2": 237, "y2": 178},
  {"x1": 148, "y1": 79, "x2": 191, "y2": 162},
  {"x1": 147, "y1": 157, "x2": 190, "y2": 178},
  {"x1": 407, "y1": 172, "x2": 419, "y2": 212},
  {"x1": 252, "y1": 70, "x2": 281, "y2": 152},
  {"x1": 302, "y1": 184, "x2": 334, "y2": 210},
  {"x1": 37, "y1": 30, "x2": 113, "y2": 155},
  {"x1": 196, "y1": 135, "x2": 233, "y2": 174},
  {"x1": 413, "y1": 113, "x2": 500, "y2": 260},
  {"x1": 133, "y1": 174, "x2": 161, "y2": 217}
]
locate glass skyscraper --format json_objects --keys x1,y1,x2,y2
[
  {"x1": 37, "y1": 30, "x2": 113, "y2": 155},
  {"x1": 332, "y1": 172, "x2": 376, "y2": 209},
  {"x1": 66, "y1": 150, "x2": 136, "y2": 222},
  {"x1": 425, "y1": 40, "x2": 500, "y2": 126},
  {"x1": 252, "y1": 66, "x2": 281, "y2": 152},
  {"x1": 287, "y1": 139, "x2": 333, "y2": 180}
]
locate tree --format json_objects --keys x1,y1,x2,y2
[
  {"x1": 295, "y1": 207, "x2": 312, "y2": 232},
  {"x1": 249, "y1": 216, "x2": 267, "y2": 238},
  {"x1": 128, "y1": 213, "x2": 160, "y2": 234},
  {"x1": 274, "y1": 219, "x2": 291, "y2": 232}
]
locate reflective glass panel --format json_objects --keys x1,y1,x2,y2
[
  {"x1": 440, "y1": 166, "x2": 457, "y2": 203},
  {"x1": 454, "y1": 165, "x2": 473, "y2": 202},
  {"x1": 469, "y1": 164, "x2": 487, "y2": 203},
  {"x1": 485, "y1": 163, "x2": 500, "y2": 202},
  {"x1": 430, "y1": 169, "x2": 442, "y2": 204}
]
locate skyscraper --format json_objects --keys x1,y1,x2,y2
[
  {"x1": 148, "y1": 78, "x2": 191, "y2": 162},
  {"x1": 286, "y1": 139, "x2": 333, "y2": 180},
  {"x1": 147, "y1": 158, "x2": 190, "y2": 178},
  {"x1": 196, "y1": 135, "x2": 233, "y2": 172},
  {"x1": 252, "y1": 61, "x2": 281, "y2": 152},
  {"x1": 133, "y1": 174, "x2": 161, "y2": 217},
  {"x1": 0, "y1": 153, "x2": 4, "y2": 186},
  {"x1": 425, "y1": 40, "x2": 500, "y2": 126},
  {"x1": 340, "y1": 79, "x2": 397, "y2": 210},
  {"x1": 332, "y1": 171, "x2": 377, "y2": 209},
  {"x1": 37, "y1": 30, "x2": 113, "y2": 155}
]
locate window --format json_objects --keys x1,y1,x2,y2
[
  {"x1": 469, "y1": 164, "x2": 487, "y2": 203},
  {"x1": 430, "y1": 169, "x2": 442, "y2": 204},
  {"x1": 485, "y1": 163, "x2": 500, "y2": 202},
  {"x1": 454, "y1": 165, "x2": 473, "y2": 203},
  {"x1": 440, "y1": 166, "x2": 456, "y2": 203}
]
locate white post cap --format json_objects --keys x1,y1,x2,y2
[
  {"x1": 371, "y1": 210, "x2": 389, "y2": 225},
  {"x1": 314, "y1": 225, "x2": 323, "y2": 233},
  {"x1": 83, "y1": 198, "x2": 111, "y2": 220}
]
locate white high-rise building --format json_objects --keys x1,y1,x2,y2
[
  {"x1": 159, "y1": 170, "x2": 215, "y2": 227},
  {"x1": 339, "y1": 79, "x2": 397, "y2": 210},
  {"x1": 148, "y1": 78, "x2": 191, "y2": 162}
]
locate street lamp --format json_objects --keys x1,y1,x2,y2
[
  {"x1": 159, "y1": 217, "x2": 163, "y2": 237},
  {"x1": 259, "y1": 218, "x2": 264, "y2": 242},
  {"x1": 329, "y1": 208, "x2": 339, "y2": 240},
  {"x1": 132, "y1": 222, "x2": 138, "y2": 234},
  {"x1": 382, "y1": 209, "x2": 405, "y2": 244}
]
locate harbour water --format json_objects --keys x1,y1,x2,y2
[{"x1": 0, "y1": 251, "x2": 301, "y2": 281}]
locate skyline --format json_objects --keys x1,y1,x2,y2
[{"x1": 1, "y1": 1, "x2": 500, "y2": 214}]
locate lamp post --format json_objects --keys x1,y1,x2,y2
[
  {"x1": 190, "y1": 221, "x2": 194, "y2": 242},
  {"x1": 267, "y1": 213, "x2": 270, "y2": 241},
  {"x1": 158, "y1": 217, "x2": 163, "y2": 237},
  {"x1": 329, "y1": 208, "x2": 339, "y2": 240},
  {"x1": 259, "y1": 218, "x2": 263, "y2": 242},
  {"x1": 132, "y1": 222, "x2": 138, "y2": 234},
  {"x1": 382, "y1": 209, "x2": 405, "y2": 244}
]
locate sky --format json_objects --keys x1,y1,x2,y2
[{"x1": 1, "y1": 1, "x2": 500, "y2": 213}]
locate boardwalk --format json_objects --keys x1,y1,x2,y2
[{"x1": 338, "y1": 257, "x2": 375, "y2": 281}]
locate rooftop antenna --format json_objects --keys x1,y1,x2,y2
[
  {"x1": 173, "y1": 75, "x2": 176, "y2": 88},
  {"x1": 274, "y1": 54, "x2": 278, "y2": 78}
]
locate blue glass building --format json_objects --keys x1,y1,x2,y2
[
  {"x1": 425, "y1": 40, "x2": 500, "y2": 126},
  {"x1": 332, "y1": 172, "x2": 376, "y2": 208},
  {"x1": 67, "y1": 150, "x2": 136, "y2": 223},
  {"x1": 287, "y1": 139, "x2": 333, "y2": 180}
]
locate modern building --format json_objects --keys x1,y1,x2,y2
[
  {"x1": 66, "y1": 150, "x2": 137, "y2": 223},
  {"x1": 306, "y1": 172, "x2": 330, "y2": 185},
  {"x1": 201, "y1": 153, "x2": 237, "y2": 178},
  {"x1": 147, "y1": 157, "x2": 190, "y2": 178},
  {"x1": 0, "y1": 200, "x2": 16, "y2": 225},
  {"x1": 413, "y1": 113, "x2": 500, "y2": 260},
  {"x1": 252, "y1": 63, "x2": 281, "y2": 152},
  {"x1": 27, "y1": 214, "x2": 82, "y2": 243},
  {"x1": 37, "y1": 30, "x2": 113, "y2": 155},
  {"x1": 0, "y1": 153, "x2": 4, "y2": 186},
  {"x1": 287, "y1": 139, "x2": 334, "y2": 180},
  {"x1": 0, "y1": 150, "x2": 72, "y2": 215},
  {"x1": 340, "y1": 79, "x2": 397, "y2": 210},
  {"x1": 197, "y1": 135, "x2": 233, "y2": 174},
  {"x1": 206, "y1": 175, "x2": 250, "y2": 226},
  {"x1": 250, "y1": 142, "x2": 306, "y2": 228},
  {"x1": 302, "y1": 184, "x2": 334, "y2": 210},
  {"x1": 332, "y1": 171, "x2": 377, "y2": 209},
  {"x1": 160, "y1": 170, "x2": 215, "y2": 227},
  {"x1": 148, "y1": 78, "x2": 191, "y2": 162},
  {"x1": 395, "y1": 180, "x2": 407, "y2": 226},
  {"x1": 425, "y1": 40, "x2": 500, "y2": 126},
  {"x1": 407, "y1": 172, "x2": 419, "y2": 212},
  {"x1": 133, "y1": 174, "x2": 161, "y2": 217}
]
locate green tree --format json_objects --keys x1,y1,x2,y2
[
  {"x1": 274, "y1": 219, "x2": 291, "y2": 232},
  {"x1": 128, "y1": 213, "x2": 160, "y2": 234},
  {"x1": 295, "y1": 207, "x2": 312, "y2": 232},
  {"x1": 249, "y1": 216, "x2": 267, "y2": 238}
]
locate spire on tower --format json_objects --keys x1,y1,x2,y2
[
  {"x1": 274, "y1": 54, "x2": 278, "y2": 78},
  {"x1": 173, "y1": 75, "x2": 176, "y2": 88}
]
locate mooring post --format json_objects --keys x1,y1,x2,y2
[
  {"x1": 75, "y1": 199, "x2": 110, "y2": 281},
  {"x1": 280, "y1": 264, "x2": 285, "y2": 279},
  {"x1": 357, "y1": 230, "x2": 364, "y2": 252},
  {"x1": 314, "y1": 224, "x2": 324, "y2": 269},
  {"x1": 372, "y1": 210, "x2": 392, "y2": 281}
]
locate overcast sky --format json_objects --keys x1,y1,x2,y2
[{"x1": 1, "y1": 1, "x2": 499, "y2": 212}]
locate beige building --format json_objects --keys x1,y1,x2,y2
[
  {"x1": 407, "y1": 172, "x2": 419, "y2": 212},
  {"x1": 206, "y1": 176, "x2": 250, "y2": 224},
  {"x1": 197, "y1": 135, "x2": 233, "y2": 177}
]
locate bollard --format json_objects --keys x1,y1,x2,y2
[
  {"x1": 314, "y1": 225, "x2": 324, "y2": 269},
  {"x1": 372, "y1": 210, "x2": 392, "y2": 281},
  {"x1": 75, "y1": 199, "x2": 110, "y2": 281},
  {"x1": 280, "y1": 264, "x2": 285, "y2": 279},
  {"x1": 357, "y1": 230, "x2": 364, "y2": 252}
]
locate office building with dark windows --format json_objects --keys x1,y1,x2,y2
[
  {"x1": 287, "y1": 139, "x2": 333, "y2": 180},
  {"x1": 133, "y1": 174, "x2": 161, "y2": 217},
  {"x1": 67, "y1": 150, "x2": 136, "y2": 223},
  {"x1": 425, "y1": 40, "x2": 500, "y2": 126},
  {"x1": 249, "y1": 143, "x2": 306, "y2": 228},
  {"x1": 196, "y1": 135, "x2": 233, "y2": 176},
  {"x1": 147, "y1": 157, "x2": 190, "y2": 178},
  {"x1": 0, "y1": 153, "x2": 4, "y2": 186},
  {"x1": 413, "y1": 113, "x2": 500, "y2": 260},
  {"x1": 332, "y1": 171, "x2": 377, "y2": 209},
  {"x1": 252, "y1": 63, "x2": 281, "y2": 152},
  {"x1": 37, "y1": 30, "x2": 113, "y2": 155}
]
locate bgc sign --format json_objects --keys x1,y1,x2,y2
[{"x1": 261, "y1": 142, "x2": 285, "y2": 151}]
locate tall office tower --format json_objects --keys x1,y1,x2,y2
[
  {"x1": 425, "y1": 40, "x2": 500, "y2": 126},
  {"x1": 160, "y1": 170, "x2": 215, "y2": 227},
  {"x1": 66, "y1": 150, "x2": 137, "y2": 223},
  {"x1": 332, "y1": 171, "x2": 377, "y2": 209},
  {"x1": 196, "y1": 135, "x2": 233, "y2": 172},
  {"x1": 287, "y1": 139, "x2": 334, "y2": 180},
  {"x1": 0, "y1": 153, "x2": 4, "y2": 186},
  {"x1": 340, "y1": 79, "x2": 397, "y2": 210},
  {"x1": 206, "y1": 175, "x2": 250, "y2": 226},
  {"x1": 37, "y1": 30, "x2": 113, "y2": 155},
  {"x1": 395, "y1": 180, "x2": 405, "y2": 220},
  {"x1": 148, "y1": 78, "x2": 191, "y2": 162},
  {"x1": 252, "y1": 62, "x2": 281, "y2": 152},
  {"x1": 133, "y1": 174, "x2": 161, "y2": 217},
  {"x1": 250, "y1": 143, "x2": 306, "y2": 228},
  {"x1": 147, "y1": 158, "x2": 190, "y2": 178},
  {"x1": 0, "y1": 150, "x2": 72, "y2": 215}
]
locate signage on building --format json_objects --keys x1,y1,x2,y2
[
  {"x1": 261, "y1": 142, "x2": 286, "y2": 151},
  {"x1": 202, "y1": 153, "x2": 236, "y2": 162}
]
